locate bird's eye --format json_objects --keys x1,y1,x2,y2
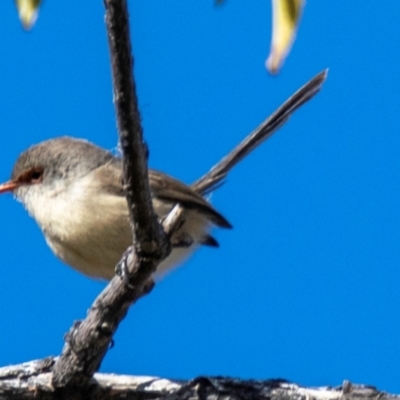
[
  {"x1": 30, "y1": 169, "x2": 43, "y2": 183},
  {"x1": 17, "y1": 167, "x2": 44, "y2": 185}
]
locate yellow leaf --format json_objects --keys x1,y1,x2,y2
[
  {"x1": 15, "y1": 0, "x2": 42, "y2": 30},
  {"x1": 266, "y1": 0, "x2": 304, "y2": 74}
]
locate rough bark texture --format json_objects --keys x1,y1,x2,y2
[
  {"x1": 1, "y1": 359, "x2": 399, "y2": 400},
  {"x1": 105, "y1": 0, "x2": 168, "y2": 259},
  {"x1": 51, "y1": 0, "x2": 171, "y2": 392}
]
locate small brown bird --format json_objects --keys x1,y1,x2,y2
[{"x1": 0, "y1": 71, "x2": 326, "y2": 280}]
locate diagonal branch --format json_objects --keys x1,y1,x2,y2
[
  {"x1": 50, "y1": 1, "x2": 327, "y2": 393},
  {"x1": 50, "y1": 68, "x2": 327, "y2": 392},
  {"x1": 51, "y1": 0, "x2": 171, "y2": 391}
]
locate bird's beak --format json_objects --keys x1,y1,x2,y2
[{"x1": 0, "y1": 180, "x2": 18, "y2": 194}]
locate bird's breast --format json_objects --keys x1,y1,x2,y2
[{"x1": 21, "y1": 176, "x2": 212, "y2": 280}]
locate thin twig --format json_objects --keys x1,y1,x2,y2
[
  {"x1": 51, "y1": 0, "x2": 170, "y2": 390},
  {"x1": 105, "y1": 0, "x2": 168, "y2": 259}
]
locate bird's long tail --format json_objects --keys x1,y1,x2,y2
[{"x1": 191, "y1": 70, "x2": 328, "y2": 195}]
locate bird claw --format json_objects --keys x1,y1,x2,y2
[{"x1": 172, "y1": 233, "x2": 193, "y2": 248}]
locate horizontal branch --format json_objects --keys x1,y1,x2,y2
[{"x1": 0, "y1": 358, "x2": 396, "y2": 400}]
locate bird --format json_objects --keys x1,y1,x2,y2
[{"x1": 0, "y1": 71, "x2": 326, "y2": 280}]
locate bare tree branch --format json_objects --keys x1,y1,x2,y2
[
  {"x1": 51, "y1": 0, "x2": 170, "y2": 392},
  {"x1": 50, "y1": 67, "x2": 328, "y2": 395},
  {"x1": 105, "y1": 0, "x2": 168, "y2": 260},
  {"x1": 0, "y1": 359, "x2": 398, "y2": 400}
]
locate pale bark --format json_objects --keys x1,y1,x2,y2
[{"x1": 0, "y1": 358, "x2": 397, "y2": 400}]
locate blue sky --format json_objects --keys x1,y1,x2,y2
[{"x1": 0, "y1": 1, "x2": 400, "y2": 393}]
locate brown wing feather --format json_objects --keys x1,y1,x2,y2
[
  {"x1": 91, "y1": 162, "x2": 231, "y2": 229},
  {"x1": 149, "y1": 170, "x2": 231, "y2": 228}
]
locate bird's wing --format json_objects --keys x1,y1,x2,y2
[
  {"x1": 90, "y1": 161, "x2": 231, "y2": 229},
  {"x1": 149, "y1": 170, "x2": 231, "y2": 228},
  {"x1": 89, "y1": 159, "x2": 126, "y2": 197}
]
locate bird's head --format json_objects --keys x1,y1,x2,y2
[{"x1": 0, "y1": 137, "x2": 115, "y2": 206}]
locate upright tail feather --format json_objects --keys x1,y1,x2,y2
[{"x1": 191, "y1": 70, "x2": 328, "y2": 195}]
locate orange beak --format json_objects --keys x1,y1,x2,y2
[{"x1": 0, "y1": 181, "x2": 18, "y2": 194}]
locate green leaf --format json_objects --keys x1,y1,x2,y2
[
  {"x1": 15, "y1": 0, "x2": 42, "y2": 30},
  {"x1": 266, "y1": 0, "x2": 304, "y2": 74}
]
